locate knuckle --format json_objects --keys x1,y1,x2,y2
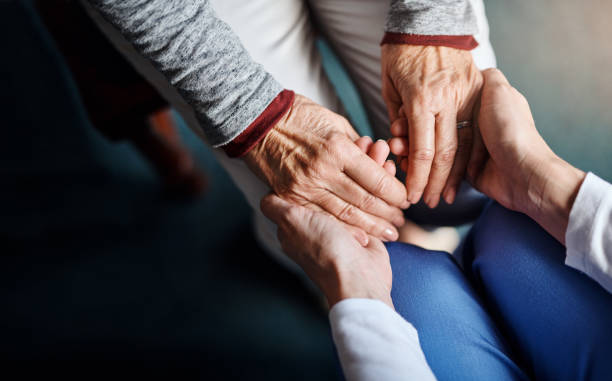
[
  {"x1": 435, "y1": 148, "x2": 456, "y2": 165},
  {"x1": 374, "y1": 175, "x2": 391, "y2": 195},
  {"x1": 284, "y1": 204, "x2": 302, "y2": 224},
  {"x1": 411, "y1": 148, "x2": 435, "y2": 162},
  {"x1": 323, "y1": 133, "x2": 349, "y2": 158},
  {"x1": 359, "y1": 193, "x2": 378, "y2": 211},
  {"x1": 338, "y1": 203, "x2": 357, "y2": 222}
]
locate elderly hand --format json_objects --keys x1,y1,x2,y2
[
  {"x1": 382, "y1": 44, "x2": 483, "y2": 208},
  {"x1": 245, "y1": 94, "x2": 408, "y2": 244},
  {"x1": 260, "y1": 192, "x2": 393, "y2": 308},
  {"x1": 469, "y1": 68, "x2": 585, "y2": 243}
]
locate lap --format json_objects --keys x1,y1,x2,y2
[
  {"x1": 386, "y1": 242, "x2": 527, "y2": 381},
  {"x1": 463, "y1": 202, "x2": 612, "y2": 381}
]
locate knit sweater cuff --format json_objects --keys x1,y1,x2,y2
[
  {"x1": 222, "y1": 89, "x2": 295, "y2": 158},
  {"x1": 381, "y1": 33, "x2": 478, "y2": 50}
]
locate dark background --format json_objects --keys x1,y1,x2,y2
[{"x1": 1, "y1": 0, "x2": 610, "y2": 379}]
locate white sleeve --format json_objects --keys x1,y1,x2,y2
[
  {"x1": 329, "y1": 299, "x2": 436, "y2": 381},
  {"x1": 565, "y1": 172, "x2": 612, "y2": 293}
]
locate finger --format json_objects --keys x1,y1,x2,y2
[
  {"x1": 442, "y1": 126, "x2": 473, "y2": 204},
  {"x1": 342, "y1": 223, "x2": 371, "y2": 247},
  {"x1": 467, "y1": 102, "x2": 488, "y2": 182},
  {"x1": 367, "y1": 139, "x2": 391, "y2": 166},
  {"x1": 423, "y1": 110, "x2": 458, "y2": 208},
  {"x1": 400, "y1": 157, "x2": 408, "y2": 173},
  {"x1": 263, "y1": 194, "x2": 371, "y2": 247},
  {"x1": 383, "y1": 160, "x2": 396, "y2": 176},
  {"x1": 344, "y1": 146, "x2": 408, "y2": 208},
  {"x1": 389, "y1": 137, "x2": 409, "y2": 156},
  {"x1": 404, "y1": 110, "x2": 436, "y2": 204},
  {"x1": 390, "y1": 118, "x2": 408, "y2": 137},
  {"x1": 316, "y1": 191, "x2": 399, "y2": 242},
  {"x1": 331, "y1": 173, "x2": 406, "y2": 227},
  {"x1": 366, "y1": 235, "x2": 388, "y2": 255},
  {"x1": 300, "y1": 199, "x2": 370, "y2": 247},
  {"x1": 260, "y1": 193, "x2": 294, "y2": 227},
  {"x1": 355, "y1": 136, "x2": 374, "y2": 153}
]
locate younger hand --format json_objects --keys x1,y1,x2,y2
[
  {"x1": 261, "y1": 194, "x2": 393, "y2": 308},
  {"x1": 469, "y1": 68, "x2": 586, "y2": 243},
  {"x1": 260, "y1": 138, "x2": 398, "y2": 307}
]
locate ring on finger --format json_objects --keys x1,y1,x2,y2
[{"x1": 456, "y1": 121, "x2": 472, "y2": 129}]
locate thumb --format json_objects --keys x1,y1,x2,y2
[
  {"x1": 482, "y1": 68, "x2": 510, "y2": 88},
  {"x1": 260, "y1": 193, "x2": 296, "y2": 226}
]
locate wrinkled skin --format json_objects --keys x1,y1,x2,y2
[
  {"x1": 383, "y1": 44, "x2": 484, "y2": 208},
  {"x1": 259, "y1": 139, "x2": 397, "y2": 308},
  {"x1": 245, "y1": 94, "x2": 409, "y2": 244}
]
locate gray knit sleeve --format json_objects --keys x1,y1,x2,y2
[
  {"x1": 88, "y1": 0, "x2": 283, "y2": 147},
  {"x1": 386, "y1": 0, "x2": 478, "y2": 36}
]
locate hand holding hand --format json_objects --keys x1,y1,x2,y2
[
  {"x1": 470, "y1": 68, "x2": 586, "y2": 243},
  {"x1": 383, "y1": 45, "x2": 483, "y2": 207},
  {"x1": 245, "y1": 94, "x2": 408, "y2": 244},
  {"x1": 260, "y1": 193, "x2": 393, "y2": 308}
]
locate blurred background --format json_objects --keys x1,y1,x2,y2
[{"x1": 1, "y1": 0, "x2": 610, "y2": 379}]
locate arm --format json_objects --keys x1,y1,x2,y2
[
  {"x1": 88, "y1": 0, "x2": 286, "y2": 150},
  {"x1": 464, "y1": 68, "x2": 612, "y2": 293},
  {"x1": 383, "y1": 0, "x2": 485, "y2": 208},
  {"x1": 89, "y1": 0, "x2": 409, "y2": 242},
  {"x1": 260, "y1": 141, "x2": 435, "y2": 381}
]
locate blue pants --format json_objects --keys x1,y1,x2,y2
[{"x1": 386, "y1": 202, "x2": 612, "y2": 381}]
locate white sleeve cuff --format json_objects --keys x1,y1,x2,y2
[
  {"x1": 565, "y1": 172, "x2": 612, "y2": 293},
  {"x1": 329, "y1": 298, "x2": 436, "y2": 381}
]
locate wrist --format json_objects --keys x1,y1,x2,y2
[
  {"x1": 381, "y1": 33, "x2": 478, "y2": 50},
  {"x1": 521, "y1": 155, "x2": 586, "y2": 243},
  {"x1": 224, "y1": 89, "x2": 294, "y2": 158},
  {"x1": 322, "y1": 265, "x2": 394, "y2": 309}
]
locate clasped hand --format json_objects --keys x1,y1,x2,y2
[{"x1": 244, "y1": 94, "x2": 409, "y2": 245}]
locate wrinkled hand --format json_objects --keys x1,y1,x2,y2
[
  {"x1": 382, "y1": 44, "x2": 483, "y2": 208},
  {"x1": 260, "y1": 193, "x2": 393, "y2": 308},
  {"x1": 469, "y1": 68, "x2": 585, "y2": 242},
  {"x1": 245, "y1": 94, "x2": 408, "y2": 244}
]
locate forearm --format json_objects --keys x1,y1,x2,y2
[
  {"x1": 88, "y1": 0, "x2": 283, "y2": 147},
  {"x1": 521, "y1": 156, "x2": 586, "y2": 245},
  {"x1": 323, "y1": 267, "x2": 394, "y2": 310}
]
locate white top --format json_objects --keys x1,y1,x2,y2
[
  {"x1": 329, "y1": 172, "x2": 612, "y2": 381},
  {"x1": 565, "y1": 173, "x2": 612, "y2": 293}
]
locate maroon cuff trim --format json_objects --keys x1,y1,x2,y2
[
  {"x1": 223, "y1": 89, "x2": 295, "y2": 158},
  {"x1": 381, "y1": 33, "x2": 478, "y2": 50}
]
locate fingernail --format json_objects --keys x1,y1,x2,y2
[
  {"x1": 383, "y1": 227, "x2": 399, "y2": 242},
  {"x1": 408, "y1": 192, "x2": 422, "y2": 204},
  {"x1": 424, "y1": 194, "x2": 440, "y2": 209},
  {"x1": 400, "y1": 200, "x2": 411, "y2": 209},
  {"x1": 443, "y1": 188, "x2": 456, "y2": 204}
]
